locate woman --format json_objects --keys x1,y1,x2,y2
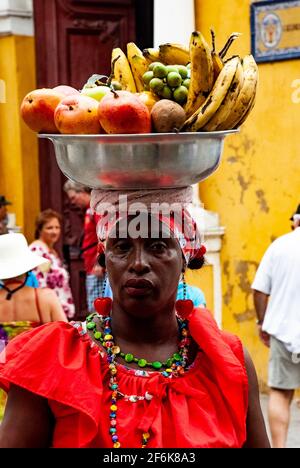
[
  {"x1": 0, "y1": 190, "x2": 270, "y2": 448},
  {"x1": 0, "y1": 233, "x2": 67, "y2": 419},
  {"x1": 29, "y1": 209, "x2": 75, "y2": 319}
]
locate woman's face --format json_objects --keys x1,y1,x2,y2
[
  {"x1": 40, "y1": 217, "x2": 61, "y2": 246},
  {"x1": 105, "y1": 218, "x2": 184, "y2": 318}
]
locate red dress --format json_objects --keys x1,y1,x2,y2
[{"x1": 0, "y1": 309, "x2": 248, "y2": 448}]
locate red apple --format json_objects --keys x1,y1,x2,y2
[
  {"x1": 98, "y1": 90, "x2": 151, "y2": 134},
  {"x1": 20, "y1": 88, "x2": 64, "y2": 133},
  {"x1": 54, "y1": 94, "x2": 103, "y2": 134},
  {"x1": 53, "y1": 85, "x2": 80, "y2": 96}
]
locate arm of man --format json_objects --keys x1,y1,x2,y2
[
  {"x1": 243, "y1": 347, "x2": 270, "y2": 448},
  {"x1": 0, "y1": 385, "x2": 54, "y2": 448},
  {"x1": 253, "y1": 290, "x2": 270, "y2": 347}
]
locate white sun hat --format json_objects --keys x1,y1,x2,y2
[{"x1": 0, "y1": 233, "x2": 50, "y2": 280}]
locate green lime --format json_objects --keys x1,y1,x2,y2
[
  {"x1": 183, "y1": 78, "x2": 191, "y2": 89},
  {"x1": 143, "y1": 71, "x2": 154, "y2": 85},
  {"x1": 167, "y1": 72, "x2": 182, "y2": 88},
  {"x1": 173, "y1": 86, "x2": 188, "y2": 104},
  {"x1": 149, "y1": 78, "x2": 164, "y2": 94},
  {"x1": 166, "y1": 65, "x2": 179, "y2": 74},
  {"x1": 159, "y1": 85, "x2": 173, "y2": 100},
  {"x1": 149, "y1": 61, "x2": 163, "y2": 71},
  {"x1": 153, "y1": 63, "x2": 168, "y2": 79},
  {"x1": 177, "y1": 65, "x2": 189, "y2": 79}
]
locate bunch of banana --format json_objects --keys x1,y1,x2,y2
[
  {"x1": 203, "y1": 58, "x2": 243, "y2": 131},
  {"x1": 216, "y1": 55, "x2": 258, "y2": 130},
  {"x1": 182, "y1": 56, "x2": 240, "y2": 131},
  {"x1": 182, "y1": 54, "x2": 258, "y2": 132}
]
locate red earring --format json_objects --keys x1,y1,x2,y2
[
  {"x1": 93, "y1": 272, "x2": 112, "y2": 316},
  {"x1": 175, "y1": 272, "x2": 194, "y2": 321},
  {"x1": 94, "y1": 297, "x2": 112, "y2": 316}
]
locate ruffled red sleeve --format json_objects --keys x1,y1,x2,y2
[{"x1": 0, "y1": 322, "x2": 103, "y2": 447}]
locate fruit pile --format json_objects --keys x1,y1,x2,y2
[
  {"x1": 143, "y1": 63, "x2": 190, "y2": 104},
  {"x1": 20, "y1": 30, "x2": 259, "y2": 135}
]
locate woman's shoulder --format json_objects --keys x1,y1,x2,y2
[
  {"x1": 29, "y1": 240, "x2": 48, "y2": 254},
  {"x1": 189, "y1": 307, "x2": 246, "y2": 367}
]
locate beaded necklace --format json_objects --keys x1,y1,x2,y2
[{"x1": 86, "y1": 312, "x2": 191, "y2": 448}]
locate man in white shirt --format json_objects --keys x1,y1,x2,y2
[{"x1": 252, "y1": 205, "x2": 300, "y2": 448}]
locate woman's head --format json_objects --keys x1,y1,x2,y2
[
  {"x1": 92, "y1": 187, "x2": 205, "y2": 317},
  {"x1": 35, "y1": 209, "x2": 62, "y2": 246},
  {"x1": 0, "y1": 233, "x2": 50, "y2": 281}
]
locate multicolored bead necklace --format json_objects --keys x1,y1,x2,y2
[{"x1": 86, "y1": 312, "x2": 191, "y2": 448}]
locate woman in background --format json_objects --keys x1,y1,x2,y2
[{"x1": 29, "y1": 209, "x2": 75, "y2": 319}]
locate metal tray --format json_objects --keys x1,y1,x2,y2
[{"x1": 39, "y1": 130, "x2": 238, "y2": 189}]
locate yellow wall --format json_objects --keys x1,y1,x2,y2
[
  {"x1": 187, "y1": 265, "x2": 214, "y2": 310},
  {"x1": 0, "y1": 36, "x2": 39, "y2": 241},
  {"x1": 195, "y1": 0, "x2": 300, "y2": 389}
]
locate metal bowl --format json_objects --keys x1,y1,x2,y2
[{"x1": 39, "y1": 130, "x2": 238, "y2": 189}]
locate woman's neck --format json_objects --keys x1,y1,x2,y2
[{"x1": 110, "y1": 302, "x2": 179, "y2": 346}]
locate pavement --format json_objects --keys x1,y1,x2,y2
[{"x1": 260, "y1": 395, "x2": 300, "y2": 448}]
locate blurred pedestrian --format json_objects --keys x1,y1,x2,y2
[
  {"x1": 252, "y1": 205, "x2": 300, "y2": 448},
  {"x1": 64, "y1": 181, "x2": 105, "y2": 313},
  {"x1": 290, "y1": 204, "x2": 300, "y2": 230},
  {"x1": 29, "y1": 209, "x2": 75, "y2": 319},
  {"x1": 0, "y1": 196, "x2": 11, "y2": 235},
  {"x1": 0, "y1": 233, "x2": 67, "y2": 419}
]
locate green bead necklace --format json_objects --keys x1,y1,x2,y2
[
  {"x1": 85, "y1": 312, "x2": 190, "y2": 448},
  {"x1": 86, "y1": 313, "x2": 188, "y2": 371}
]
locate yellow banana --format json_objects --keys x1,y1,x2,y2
[
  {"x1": 216, "y1": 55, "x2": 258, "y2": 130},
  {"x1": 219, "y1": 32, "x2": 242, "y2": 60},
  {"x1": 127, "y1": 42, "x2": 144, "y2": 60},
  {"x1": 210, "y1": 29, "x2": 224, "y2": 82},
  {"x1": 233, "y1": 90, "x2": 257, "y2": 129},
  {"x1": 159, "y1": 43, "x2": 190, "y2": 65},
  {"x1": 184, "y1": 31, "x2": 214, "y2": 119},
  {"x1": 111, "y1": 48, "x2": 137, "y2": 93},
  {"x1": 182, "y1": 56, "x2": 240, "y2": 132},
  {"x1": 143, "y1": 48, "x2": 161, "y2": 63},
  {"x1": 127, "y1": 42, "x2": 152, "y2": 70},
  {"x1": 129, "y1": 55, "x2": 148, "y2": 92},
  {"x1": 203, "y1": 58, "x2": 243, "y2": 131}
]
